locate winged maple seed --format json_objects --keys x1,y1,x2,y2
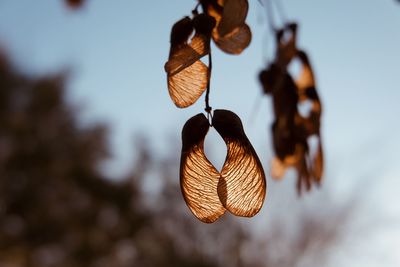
[
  {"x1": 259, "y1": 23, "x2": 324, "y2": 194},
  {"x1": 213, "y1": 109, "x2": 266, "y2": 217},
  {"x1": 165, "y1": 1, "x2": 252, "y2": 108},
  {"x1": 165, "y1": 14, "x2": 216, "y2": 108},
  {"x1": 180, "y1": 110, "x2": 266, "y2": 222},
  {"x1": 180, "y1": 113, "x2": 226, "y2": 223},
  {"x1": 200, "y1": 0, "x2": 252, "y2": 54}
]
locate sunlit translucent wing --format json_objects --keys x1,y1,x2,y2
[
  {"x1": 180, "y1": 113, "x2": 226, "y2": 223},
  {"x1": 165, "y1": 35, "x2": 209, "y2": 75},
  {"x1": 217, "y1": 0, "x2": 249, "y2": 37},
  {"x1": 167, "y1": 60, "x2": 209, "y2": 108},
  {"x1": 165, "y1": 34, "x2": 209, "y2": 108},
  {"x1": 165, "y1": 16, "x2": 211, "y2": 108},
  {"x1": 212, "y1": 109, "x2": 266, "y2": 217}
]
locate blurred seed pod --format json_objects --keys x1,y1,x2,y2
[
  {"x1": 294, "y1": 50, "x2": 324, "y2": 185},
  {"x1": 259, "y1": 25, "x2": 324, "y2": 194}
]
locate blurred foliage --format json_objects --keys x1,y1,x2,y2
[{"x1": 0, "y1": 50, "x2": 352, "y2": 267}]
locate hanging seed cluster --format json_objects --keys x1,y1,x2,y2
[
  {"x1": 259, "y1": 23, "x2": 324, "y2": 194},
  {"x1": 164, "y1": 0, "x2": 266, "y2": 223},
  {"x1": 164, "y1": 0, "x2": 324, "y2": 222}
]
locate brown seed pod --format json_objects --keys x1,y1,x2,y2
[
  {"x1": 165, "y1": 15, "x2": 215, "y2": 108},
  {"x1": 213, "y1": 109, "x2": 266, "y2": 217},
  {"x1": 213, "y1": 24, "x2": 252, "y2": 55},
  {"x1": 205, "y1": 0, "x2": 252, "y2": 54},
  {"x1": 180, "y1": 113, "x2": 226, "y2": 223}
]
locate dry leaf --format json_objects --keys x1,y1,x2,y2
[
  {"x1": 180, "y1": 113, "x2": 226, "y2": 223},
  {"x1": 213, "y1": 109, "x2": 266, "y2": 217}
]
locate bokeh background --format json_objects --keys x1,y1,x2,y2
[{"x1": 0, "y1": 0, "x2": 399, "y2": 266}]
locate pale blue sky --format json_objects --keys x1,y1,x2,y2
[{"x1": 0, "y1": 0, "x2": 400, "y2": 265}]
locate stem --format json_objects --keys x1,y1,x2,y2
[{"x1": 205, "y1": 48, "x2": 212, "y2": 115}]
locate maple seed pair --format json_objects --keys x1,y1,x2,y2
[
  {"x1": 165, "y1": 0, "x2": 252, "y2": 108},
  {"x1": 165, "y1": 1, "x2": 262, "y2": 222},
  {"x1": 180, "y1": 109, "x2": 266, "y2": 223}
]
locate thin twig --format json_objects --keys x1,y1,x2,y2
[{"x1": 205, "y1": 48, "x2": 212, "y2": 123}]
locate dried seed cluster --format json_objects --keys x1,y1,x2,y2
[
  {"x1": 259, "y1": 23, "x2": 323, "y2": 194},
  {"x1": 164, "y1": 1, "x2": 324, "y2": 222},
  {"x1": 181, "y1": 110, "x2": 266, "y2": 223},
  {"x1": 165, "y1": 0, "x2": 266, "y2": 223}
]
